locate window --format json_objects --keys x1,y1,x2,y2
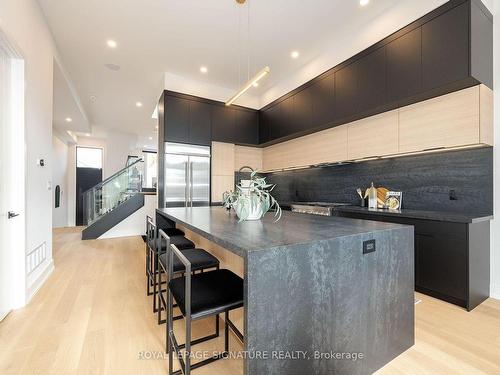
[
  {"x1": 76, "y1": 147, "x2": 102, "y2": 169},
  {"x1": 143, "y1": 151, "x2": 157, "y2": 189}
]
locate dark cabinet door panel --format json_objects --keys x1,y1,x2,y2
[
  {"x1": 387, "y1": 27, "x2": 422, "y2": 102},
  {"x1": 335, "y1": 63, "x2": 358, "y2": 121},
  {"x1": 165, "y1": 96, "x2": 190, "y2": 143},
  {"x1": 259, "y1": 110, "x2": 271, "y2": 144},
  {"x1": 267, "y1": 102, "x2": 285, "y2": 141},
  {"x1": 281, "y1": 96, "x2": 296, "y2": 135},
  {"x1": 415, "y1": 234, "x2": 467, "y2": 300},
  {"x1": 310, "y1": 73, "x2": 335, "y2": 128},
  {"x1": 189, "y1": 100, "x2": 211, "y2": 145},
  {"x1": 293, "y1": 86, "x2": 312, "y2": 132},
  {"x1": 235, "y1": 109, "x2": 259, "y2": 145},
  {"x1": 422, "y1": 2, "x2": 469, "y2": 91},
  {"x1": 356, "y1": 47, "x2": 387, "y2": 113},
  {"x1": 211, "y1": 105, "x2": 236, "y2": 143}
]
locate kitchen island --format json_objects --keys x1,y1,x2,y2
[{"x1": 156, "y1": 207, "x2": 414, "y2": 375}]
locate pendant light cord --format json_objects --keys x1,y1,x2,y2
[{"x1": 247, "y1": 0, "x2": 250, "y2": 81}]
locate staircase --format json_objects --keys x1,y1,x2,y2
[{"x1": 81, "y1": 159, "x2": 145, "y2": 240}]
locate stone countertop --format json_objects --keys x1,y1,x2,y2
[
  {"x1": 156, "y1": 206, "x2": 409, "y2": 258},
  {"x1": 334, "y1": 206, "x2": 493, "y2": 224}
]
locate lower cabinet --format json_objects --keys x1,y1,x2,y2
[{"x1": 336, "y1": 211, "x2": 490, "y2": 311}]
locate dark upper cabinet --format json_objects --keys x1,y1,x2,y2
[
  {"x1": 258, "y1": 1, "x2": 491, "y2": 146},
  {"x1": 259, "y1": 110, "x2": 271, "y2": 144},
  {"x1": 335, "y1": 62, "x2": 358, "y2": 121},
  {"x1": 235, "y1": 108, "x2": 259, "y2": 145},
  {"x1": 211, "y1": 105, "x2": 236, "y2": 143},
  {"x1": 164, "y1": 95, "x2": 190, "y2": 143},
  {"x1": 164, "y1": 95, "x2": 211, "y2": 145},
  {"x1": 212, "y1": 105, "x2": 259, "y2": 145},
  {"x1": 267, "y1": 102, "x2": 284, "y2": 141},
  {"x1": 189, "y1": 100, "x2": 211, "y2": 145},
  {"x1": 281, "y1": 96, "x2": 296, "y2": 134},
  {"x1": 310, "y1": 73, "x2": 334, "y2": 129},
  {"x1": 293, "y1": 86, "x2": 313, "y2": 132},
  {"x1": 387, "y1": 27, "x2": 422, "y2": 102},
  {"x1": 356, "y1": 46, "x2": 387, "y2": 114},
  {"x1": 422, "y1": 2, "x2": 469, "y2": 91}
]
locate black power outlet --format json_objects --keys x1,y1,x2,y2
[
  {"x1": 363, "y1": 239, "x2": 376, "y2": 254},
  {"x1": 449, "y1": 189, "x2": 458, "y2": 201}
]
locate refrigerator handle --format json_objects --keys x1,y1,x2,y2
[
  {"x1": 189, "y1": 161, "x2": 194, "y2": 207},
  {"x1": 184, "y1": 161, "x2": 189, "y2": 207}
]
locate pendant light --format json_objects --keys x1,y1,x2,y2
[{"x1": 226, "y1": 0, "x2": 270, "y2": 106}]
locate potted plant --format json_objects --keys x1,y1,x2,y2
[{"x1": 222, "y1": 171, "x2": 282, "y2": 222}]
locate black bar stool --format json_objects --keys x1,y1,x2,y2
[
  {"x1": 155, "y1": 230, "x2": 220, "y2": 326},
  {"x1": 164, "y1": 233, "x2": 244, "y2": 375},
  {"x1": 145, "y1": 216, "x2": 191, "y2": 303},
  {"x1": 145, "y1": 216, "x2": 155, "y2": 296}
]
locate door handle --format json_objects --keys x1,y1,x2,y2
[{"x1": 8, "y1": 211, "x2": 20, "y2": 219}]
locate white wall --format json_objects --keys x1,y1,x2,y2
[
  {"x1": 0, "y1": 0, "x2": 58, "y2": 304},
  {"x1": 490, "y1": 0, "x2": 500, "y2": 300},
  {"x1": 52, "y1": 135, "x2": 69, "y2": 228}
]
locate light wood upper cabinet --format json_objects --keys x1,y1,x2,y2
[
  {"x1": 480, "y1": 85, "x2": 493, "y2": 146},
  {"x1": 263, "y1": 125, "x2": 348, "y2": 171},
  {"x1": 347, "y1": 110, "x2": 399, "y2": 160},
  {"x1": 258, "y1": 85, "x2": 492, "y2": 172},
  {"x1": 399, "y1": 86, "x2": 481, "y2": 153},
  {"x1": 211, "y1": 142, "x2": 235, "y2": 176},
  {"x1": 234, "y1": 146, "x2": 263, "y2": 172},
  {"x1": 211, "y1": 175, "x2": 234, "y2": 203}
]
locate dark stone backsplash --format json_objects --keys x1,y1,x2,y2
[{"x1": 259, "y1": 147, "x2": 493, "y2": 214}]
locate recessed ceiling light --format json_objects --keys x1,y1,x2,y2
[
  {"x1": 107, "y1": 39, "x2": 117, "y2": 48},
  {"x1": 65, "y1": 117, "x2": 72, "y2": 122},
  {"x1": 136, "y1": 102, "x2": 143, "y2": 107},
  {"x1": 85, "y1": 133, "x2": 91, "y2": 137},
  {"x1": 252, "y1": 82, "x2": 259, "y2": 87},
  {"x1": 148, "y1": 136, "x2": 153, "y2": 140},
  {"x1": 360, "y1": 0, "x2": 370, "y2": 6},
  {"x1": 291, "y1": 51, "x2": 300, "y2": 59},
  {"x1": 200, "y1": 66, "x2": 208, "y2": 74}
]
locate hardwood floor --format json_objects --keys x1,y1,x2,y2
[{"x1": 0, "y1": 227, "x2": 499, "y2": 374}]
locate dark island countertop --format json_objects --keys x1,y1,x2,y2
[
  {"x1": 334, "y1": 206, "x2": 493, "y2": 224},
  {"x1": 156, "y1": 206, "x2": 409, "y2": 258}
]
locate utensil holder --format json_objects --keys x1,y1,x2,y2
[{"x1": 360, "y1": 198, "x2": 366, "y2": 207}]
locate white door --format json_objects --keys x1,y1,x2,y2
[{"x1": 0, "y1": 33, "x2": 25, "y2": 321}]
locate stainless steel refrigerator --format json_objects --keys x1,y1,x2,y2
[{"x1": 164, "y1": 142, "x2": 210, "y2": 207}]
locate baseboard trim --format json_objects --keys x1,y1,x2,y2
[
  {"x1": 26, "y1": 259, "x2": 54, "y2": 303},
  {"x1": 490, "y1": 283, "x2": 500, "y2": 301}
]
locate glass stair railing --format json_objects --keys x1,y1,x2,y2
[{"x1": 83, "y1": 158, "x2": 144, "y2": 226}]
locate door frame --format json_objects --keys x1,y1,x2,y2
[
  {"x1": 0, "y1": 29, "x2": 26, "y2": 319},
  {"x1": 75, "y1": 145, "x2": 104, "y2": 225}
]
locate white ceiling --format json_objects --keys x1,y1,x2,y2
[
  {"x1": 40, "y1": 0, "x2": 448, "y2": 140},
  {"x1": 52, "y1": 59, "x2": 89, "y2": 137}
]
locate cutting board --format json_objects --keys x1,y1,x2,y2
[{"x1": 377, "y1": 187, "x2": 389, "y2": 207}]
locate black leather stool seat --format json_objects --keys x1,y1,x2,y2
[
  {"x1": 159, "y1": 249, "x2": 219, "y2": 273},
  {"x1": 161, "y1": 227, "x2": 185, "y2": 237},
  {"x1": 150, "y1": 235, "x2": 195, "y2": 251},
  {"x1": 169, "y1": 269, "x2": 243, "y2": 320}
]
